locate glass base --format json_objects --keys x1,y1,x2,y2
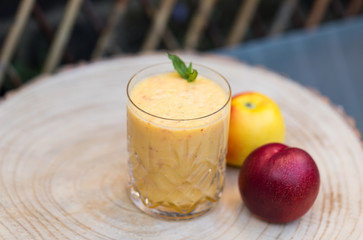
[{"x1": 127, "y1": 185, "x2": 217, "y2": 220}]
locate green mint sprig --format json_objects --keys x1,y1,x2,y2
[{"x1": 168, "y1": 53, "x2": 198, "y2": 82}]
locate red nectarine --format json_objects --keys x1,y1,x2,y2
[{"x1": 238, "y1": 143, "x2": 320, "y2": 223}]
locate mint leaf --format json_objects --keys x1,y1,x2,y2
[
  {"x1": 187, "y1": 63, "x2": 193, "y2": 73},
  {"x1": 168, "y1": 53, "x2": 198, "y2": 82},
  {"x1": 188, "y1": 69, "x2": 198, "y2": 82}
]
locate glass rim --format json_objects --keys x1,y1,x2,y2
[{"x1": 126, "y1": 62, "x2": 231, "y2": 122}]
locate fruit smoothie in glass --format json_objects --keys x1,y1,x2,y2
[{"x1": 126, "y1": 60, "x2": 231, "y2": 220}]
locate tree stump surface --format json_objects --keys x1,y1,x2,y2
[{"x1": 0, "y1": 53, "x2": 362, "y2": 239}]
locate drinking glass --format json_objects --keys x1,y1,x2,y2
[{"x1": 126, "y1": 62, "x2": 231, "y2": 220}]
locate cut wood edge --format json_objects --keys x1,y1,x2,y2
[
  {"x1": 1, "y1": 52, "x2": 361, "y2": 147},
  {"x1": 307, "y1": 87, "x2": 362, "y2": 145}
]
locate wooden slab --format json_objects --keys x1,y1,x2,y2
[{"x1": 0, "y1": 53, "x2": 362, "y2": 239}]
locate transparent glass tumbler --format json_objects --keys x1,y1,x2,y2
[{"x1": 126, "y1": 62, "x2": 231, "y2": 220}]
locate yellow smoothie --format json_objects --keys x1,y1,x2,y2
[{"x1": 127, "y1": 71, "x2": 230, "y2": 216}]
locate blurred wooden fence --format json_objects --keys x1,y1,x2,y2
[{"x1": 0, "y1": 0, "x2": 362, "y2": 95}]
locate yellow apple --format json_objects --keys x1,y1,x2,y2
[{"x1": 227, "y1": 92, "x2": 285, "y2": 167}]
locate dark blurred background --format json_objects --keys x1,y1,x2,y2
[{"x1": 0, "y1": 0, "x2": 361, "y2": 95}]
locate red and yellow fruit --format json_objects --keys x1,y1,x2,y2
[{"x1": 227, "y1": 92, "x2": 285, "y2": 167}]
